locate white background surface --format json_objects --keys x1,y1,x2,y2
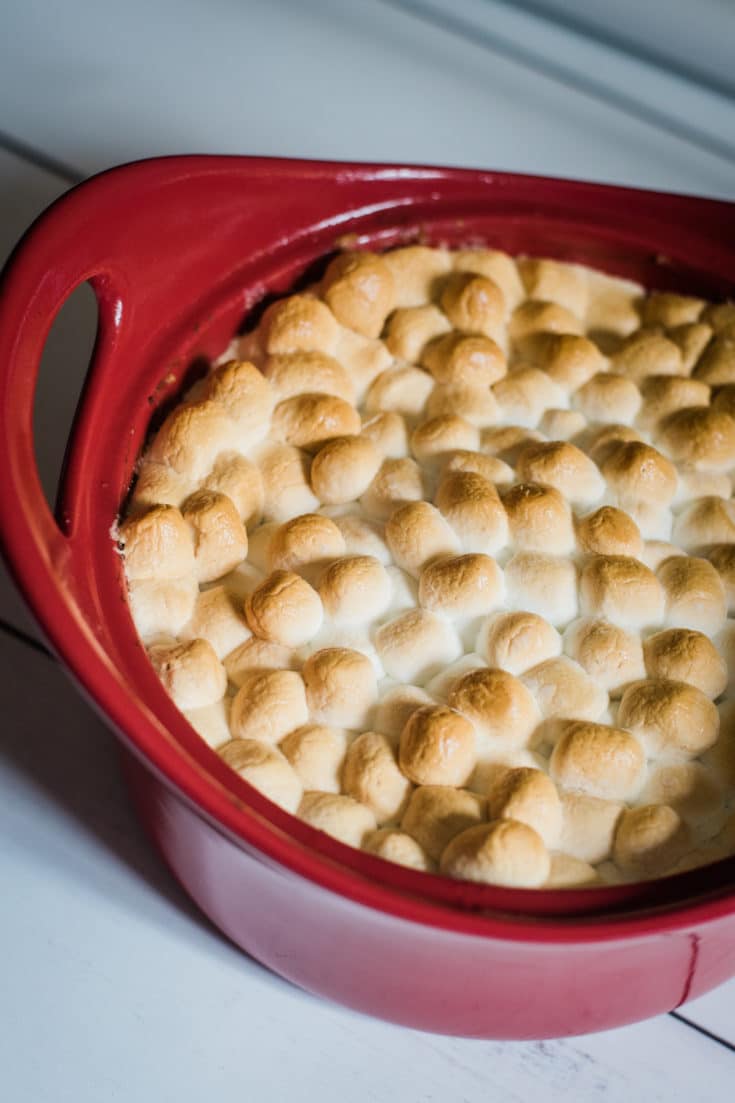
[{"x1": 1, "y1": 2, "x2": 734, "y2": 1099}]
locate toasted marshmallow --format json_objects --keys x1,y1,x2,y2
[
  {"x1": 263, "y1": 350, "x2": 354, "y2": 402},
  {"x1": 509, "y1": 300, "x2": 584, "y2": 341},
  {"x1": 383, "y1": 245, "x2": 451, "y2": 307},
  {"x1": 493, "y1": 368, "x2": 566, "y2": 428},
  {"x1": 204, "y1": 360, "x2": 275, "y2": 441},
  {"x1": 223, "y1": 636, "x2": 296, "y2": 687},
  {"x1": 487, "y1": 766, "x2": 561, "y2": 847},
  {"x1": 127, "y1": 577, "x2": 198, "y2": 640},
  {"x1": 641, "y1": 763, "x2": 723, "y2": 836},
  {"x1": 245, "y1": 570, "x2": 323, "y2": 646},
  {"x1": 478, "y1": 611, "x2": 561, "y2": 675},
  {"x1": 271, "y1": 393, "x2": 361, "y2": 451},
  {"x1": 148, "y1": 400, "x2": 237, "y2": 481},
  {"x1": 385, "y1": 500, "x2": 460, "y2": 575},
  {"x1": 434, "y1": 470, "x2": 509, "y2": 554},
  {"x1": 333, "y1": 514, "x2": 391, "y2": 563},
  {"x1": 440, "y1": 820, "x2": 550, "y2": 887},
  {"x1": 502, "y1": 482, "x2": 575, "y2": 555},
  {"x1": 522, "y1": 655, "x2": 609, "y2": 722},
  {"x1": 297, "y1": 791, "x2": 377, "y2": 847},
  {"x1": 453, "y1": 248, "x2": 524, "y2": 308},
  {"x1": 418, "y1": 553, "x2": 503, "y2": 618},
  {"x1": 398, "y1": 704, "x2": 476, "y2": 786},
  {"x1": 558, "y1": 791, "x2": 623, "y2": 864},
  {"x1": 549, "y1": 721, "x2": 645, "y2": 800},
  {"x1": 279, "y1": 724, "x2": 348, "y2": 793},
  {"x1": 440, "y1": 272, "x2": 505, "y2": 338},
  {"x1": 302, "y1": 647, "x2": 377, "y2": 729},
  {"x1": 317, "y1": 555, "x2": 391, "y2": 625},
  {"x1": 120, "y1": 504, "x2": 195, "y2": 581},
  {"x1": 130, "y1": 462, "x2": 193, "y2": 511},
  {"x1": 373, "y1": 684, "x2": 434, "y2": 740},
  {"x1": 422, "y1": 331, "x2": 507, "y2": 386},
  {"x1": 343, "y1": 731, "x2": 412, "y2": 823},
  {"x1": 184, "y1": 698, "x2": 231, "y2": 750},
  {"x1": 712, "y1": 383, "x2": 735, "y2": 420},
  {"x1": 410, "y1": 415, "x2": 480, "y2": 466},
  {"x1": 202, "y1": 453, "x2": 265, "y2": 529},
  {"x1": 181, "y1": 490, "x2": 248, "y2": 583},
  {"x1": 309, "y1": 435, "x2": 382, "y2": 505},
  {"x1": 375, "y1": 608, "x2": 462, "y2": 683},
  {"x1": 670, "y1": 322, "x2": 713, "y2": 373},
  {"x1": 180, "y1": 584, "x2": 251, "y2": 660},
  {"x1": 448, "y1": 667, "x2": 540, "y2": 750},
  {"x1": 545, "y1": 853, "x2": 598, "y2": 887},
  {"x1": 574, "y1": 373, "x2": 641, "y2": 425},
  {"x1": 442, "y1": 449, "x2": 514, "y2": 488},
  {"x1": 579, "y1": 555, "x2": 664, "y2": 630},
  {"x1": 362, "y1": 828, "x2": 433, "y2": 871},
  {"x1": 575, "y1": 506, "x2": 643, "y2": 558},
  {"x1": 518, "y1": 258, "x2": 588, "y2": 317},
  {"x1": 693, "y1": 335, "x2": 735, "y2": 385},
  {"x1": 334, "y1": 327, "x2": 393, "y2": 401},
  {"x1": 268, "y1": 513, "x2": 346, "y2": 576},
  {"x1": 617, "y1": 678, "x2": 719, "y2": 760},
  {"x1": 322, "y1": 251, "x2": 395, "y2": 339},
  {"x1": 657, "y1": 555, "x2": 727, "y2": 634},
  {"x1": 504, "y1": 552, "x2": 579, "y2": 626},
  {"x1": 148, "y1": 638, "x2": 227, "y2": 710},
  {"x1": 230, "y1": 668, "x2": 308, "y2": 744},
  {"x1": 364, "y1": 366, "x2": 435, "y2": 420},
  {"x1": 515, "y1": 440, "x2": 604, "y2": 507},
  {"x1": 636, "y1": 376, "x2": 710, "y2": 432},
  {"x1": 538, "y1": 408, "x2": 588, "y2": 441},
  {"x1": 657, "y1": 407, "x2": 735, "y2": 472},
  {"x1": 219, "y1": 739, "x2": 303, "y2": 813},
  {"x1": 612, "y1": 332, "x2": 683, "y2": 382},
  {"x1": 643, "y1": 628, "x2": 727, "y2": 700},
  {"x1": 260, "y1": 294, "x2": 338, "y2": 354},
  {"x1": 585, "y1": 272, "x2": 642, "y2": 340},
  {"x1": 481, "y1": 424, "x2": 546, "y2": 465},
  {"x1": 707, "y1": 545, "x2": 735, "y2": 616},
  {"x1": 401, "y1": 786, "x2": 486, "y2": 862},
  {"x1": 257, "y1": 443, "x2": 320, "y2": 523},
  {"x1": 642, "y1": 292, "x2": 704, "y2": 328},
  {"x1": 425, "y1": 382, "x2": 500, "y2": 429},
  {"x1": 424, "y1": 654, "x2": 488, "y2": 699},
  {"x1": 519, "y1": 333, "x2": 606, "y2": 392},
  {"x1": 601, "y1": 441, "x2": 678, "y2": 512},
  {"x1": 360, "y1": 457, "x2": 426, "y2": 521},
  {"x1": 582, "y1": 422, "x2": 643, "y2": 466},
  {"x1": 563, "y1": 618, "x2": 645, "y2": 697},
  {"x1": 360, "y1": 411, "x2": 409, "y2": 459},
  {"x1": 613, "y1": 805, "x2": 690, "y2": 877},
  {"x1": 672, "y1": 496, "x2": 735, "y2": 550},
  {"x1": 384, "y1": 304, "x2": 451, "y2": 362}
]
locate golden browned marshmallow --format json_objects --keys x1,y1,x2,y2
[
  {"x1": 257, "y1": 443, "x2": 320, "y2": 523},
  {"x1": 442, "y1": 449, "x2": 514, "y2": 488},
  {"x1": 706, "y1": 544, "x2": 735, "y2": 617},
  {"x1": 297, "y1": 791, "x2": 377, "y2": 847},
  {"x1": 262, "y1": 350, "x2": 354, "y2": 402},
  {"x1": 280, "y1": 724, "x2": 347, "y2": 794},
  {"x1": 205, "y1": 359, "x2": 275, "y2": 436},
  {"x1": 518, "y1": 258, "x2": 588, "y2": 316},
  {"x1": 148, "y1": 399, "x2": 237, "y2": 481},
  {"x1": 131, "y1": 461, "x2": 193, "y2": 510},
  {"x1": 385, "y1": 500, "x2": 460, "y2": 575},
  {"x1": 601, "y1": 441, "x2": 678, "y2": 514},
  {"x1": 334, "y1": 327, "x2": 393, "y2": 401},
  {"x1": 657, "y1": 555, "x2": 727, "y2": 634},
  {"x1": 425, "y1": 381, "x2": 501, "y2": 428},
  {"x1": 509, "y1": 300, "x2": 584, "y2": 342},
  {"x1": 518, "y1": 333, "x2": 606, "y2": 393},
  {"x1": 617, "y1": 678, "x2": 719, "y2": 760},
  {"x1": 373, "y1": 687, "x2": 435, "y2": 744},
  {"x1": 440, "y1": 272, "x2": 505, "y2": 338},
  {"x1": 579, "y1": 555, "x2": 665, "y2": 630},
  {"x1": 516, "y1": 441, "x2": 605, "y2": 508},
  {"x1": 333, "y1": 514, "x2": 391, "y2": 563},
  {"x1": 669, "y1": 322, "x2": 713, "y2": 373},
  {"x1": 362, "y1": 828, "x2": 433, "y2": 871},
  {"x1": 181, "y1": 585, "x2": 251, "y2": 660},
  {"x1": 448, "y1": 667, "x2": 540, "y2": 750},
  {"x1": 260, "y1": 294, "x2": 338, "y2": 354},
  {"x1": 360, "y1": 411, "x2": 410, "y2": 458},
  {"x1": 539, "y1": 408, "x2": 588, "y2": 441},
  {"x1": 493, "y1": 368, "x2": 565, "y2": 428},
  {"x1": 563, "y1": 617, "x2": 645, "y2": 697},
  {"x1": 641, "y1": 762, "x2": 723, "y2": 832},
  {"x1": 309, "y1": 435, "x2": 382, "y2": 505},
  {"x1": 612, "y1": 332, "x2": 683, "y2": 382},
  {"x1": 502, "y1": 482, "x2": 575, "y2": 555},
  {"x1": 268, "y1": 513, "x2": 346, "y2": 575},
  {"x1": 585, "y1": 273, "x2": 642, "y2": 340},
  {"x1": 678, "y1": 469, "x2": 735, "y2": 510},
  {"x1": 440, "y1": 820, "x2": 550, "y2": 887},
  {"x1": 418, "y1": 553, "x2": 503, "y2": 618},
  {"x1": 383, "y1": 245, "x2": 451, "y2": 307},
  {"x1": 504, "y1": 552, "x2": 579, "y2": 626},
  {"x1": 582, "y1": 422, "x2": 643, "y2": 466},
  {"x1": 322, "y1": 251, "x2": 395, "y2": 339},
  {"x1": 395, "y1": 701, "x2": 474, "y2": 789},
  {"x1": 230, "y1": 668, "x2": 308, "y2": 743},
  {"x1": 360, "y1": 457, "x2": 426, "y2": 521},
  {"x1": 574, "y1": 373, "x2": 641, "y2": 425},
  {"x1": 712, "y1": 383, "x2": 735, "y2": 420},
  {"x1": 453, "y1": 248, "x2": 525, "y2": 308},
  {"x1": 184, "y1": 698, "x2": 231, "y2": 750},
  {"x1": 422, "y1": 331, "x2": 507, "y2": 386},
  {"x1": 120, "y1": 504, "x2": 194, "y2": 580},
  {"x1": 575, "y1": 506, "x2": 643, "y2": 558},
  {"x1": 672, "y1": 495, "x2": 735, "y2": 550},
  {"x1": 636, "y1": 375, "x2": 710, "y2": 432},
  {"x1": 639, "y1": 541, "x2": 685, "y2": 572},
  {"x1": 375, "y1": 608, "x2": 462, "y2": 683},
  {"x1": 364, "y1": 366, "x2": 435, "y2": 419},
  {"x1": 342, "y1": 731, "x2": 412, "y2": 823},
  {"x1": 219, "y1": 738, "x2": 303, "y2": 813},
  {"x1": 703, "y1": 302, "x2": 735, "y2": 332},
  {"x1": 522, "y1": 655, "x2": 609, "y2": 722},
  {"x1": 302, "y1": 647, "x2": 377, "y2": 729},
  {"x1": 203, "y1": 453, "x2": 264, "y2": 528},
  {"x1": 643, "y1": 627, "x2": 727, "y2": 700},
  {"x1": 410, "y1": 415, "x2": 480, "y2": 467},
  {"x1": 478, "y1": 611, "x2": 561, "y2": 676},
  {"x1": 318, "y1": 555, "x2": 391, "y2": 625},
  {"x1": 401, "y1": 785, "x2": 486, "y2": 861},
  {"x1": 657, "y1": 406, "x2": 735, "y2": 472},
  {"x1": 481, "y1": 424, "x2": 546, "y2": 465},
  {"x1": 181, "y1": 490, "x2": 248, "y2": 583},
  {"x1": 147, "y1": 638, "x2": 227, "y2": 710},
  {"x1": 487, "y1": 767, "x2": 562, "y2": 847},
  {"x1": 558, "y1": 791, "x2": 623, "y2": 864},
  {"x1": 545, "y1": 853, "x2": 598, "y2": 887},
  {"x1": 549, "y1": 721, "x2": 646, "y2": 800},
  {"x1": 693, "y1": 335, "x2": 735, "y2": 385},
  {"x1": 224, "y1": 637, "x2": 298, "y2": 686},
  {"x1": 384, "y1": 304, "x2": 451, "y2": 362},
  {"x1": 434, "y1": 471, "x2": 509, "y2": 554},
  {"x1": 641, "y1": 292, "x2": 704, "y2": 328},
  {"x1": 127, "y1": 577, "x2": 199, "y2": 640},
  {"x1": 271, "y1": 392, "x2": 361, "y2": 451},
  {"x1": 245, "y1": 569, "x2": 323, "y2": 646},
  {"x1": 613, "y1": 804, "x2": 690, "y2": 876}
]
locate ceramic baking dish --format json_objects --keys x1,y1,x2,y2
[{"x1": 1, "y1": 155, "x2": 734, "y2": 1039}]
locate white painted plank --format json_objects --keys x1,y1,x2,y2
[
  {"x1": 679, "y1": 980, "x2": 735, "y2": 1048},
  {"x1": 0, "y1": 0, "x2": 733, "y2": 197},
  {"x1": 0, "y1": 632, "x2": 733, "y2": 1103}
]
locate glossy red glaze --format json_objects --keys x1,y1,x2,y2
[{"x1": 1, "y1": 156, "x2": 734, "y2": 1038}]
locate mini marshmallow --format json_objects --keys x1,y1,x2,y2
[
  {"x1": 585, "y1": 273, "x2": 642, "y2": 340},
  {"x1": 383, "y1": 245, "x2": 451, "y2": 308},
  {"x1": 643, "y1": 627, "x2": 728, "y2": 700},
  {"x1": 563, "y1": 617, "x2": 645, "y2": 698},
  {"x1": 279, "y1": 724, "x2": 348, "y2": 794},
  {"x1": 641, "y1": 292, "x2": 704, "y2": 328},
  {"x1": 384, "y1": 304, "x2": 451, "y2": 362},
  {"x1": 657, "y1": 406, "x2": 735, "y2": 472},
  {"x1": 487, "y1": 766, "x2": 562, "y2": 847},
  {"x1": 204, "y1": 360, "x2": 275, "y2": 444},
  {"x1": 260, "y1": 294, "x2": 338, "y2": 354},
  {"x1": 410, "y1": 415, "x2": 480, "y2": 466},
  {"x1": 574, "y1": 373, "x2": 641, "y2": 425},
  {"x1": 481, "y1": 425, "x2": 546, "y2": 466},
  {"x1": 518, "y1": 333, "x2": 606, "y2": 392},
  {"x1": 477, "y1": 611, "x2": 561, "y2": 676},
  {"x1": 364, "y1": 366, "x2": 435, "y2": 420},
  {"x1": 612, "y1": 332, "x2": 683, "y2": 382},
  {"x1": 538, "y1": 408, "x2": 588, "y2": 441},
  {"x1": 545, "y1": 853, "x2": 598, "y2": 887},
  {"x1": 245, "y1": 570, "x2": 323, "y2": 646},
  {"x1": 268, "y1": 513, "x2": 346, "y2": 575},
  {"x1": 219, "y1": 739, "x2": 303, "y2": 813},
  {"x1": 693, "y1": 335, "x2": 735, "y2": 386},
  {"x1": 669, "y1": 322, "x2": 713, "y2": 373},
  {"x1": 372, "y1": 683, "x2": 435, "y2": 740},
  {"x1": 448, "y1": 667, "x2": 540, "y2": 750},
  {"x1": 148, "y1": 638, "x2": 227, "y2": 710},
  {"x1": 343, "y1": 731, "x2": 412, "y2": 823},
  {"x1": 522, "y1": 655, "x2": 609, "y2": 722},
  {"x1": 127, "y1": 577, "x2": 198, "y2": 640},
  {"x1": 148, "y1": 400, "x2": 237, "y2": 481},
  {"x1": 640, "y1": 763, "x2": 723, "y2": 837},
  {"x1": 509, "y1": 300, "x2": 584, "y2": 341},
  {"x1": 502, "y1": 482, "x2": 575, "y2": 555},
  {"x1": 263, "y1": 350, "x2": 354, "y2": 402},
  {"x1": 672, "y1": 496, "x2": 735, "y2": 550},
  {"x1": 271, "y1": 393, "x2": 361, "y2": 451},
  {"x1": 131, "y1": 462, "x2": 194, "y2": 511},
  {"x1": 333, "y1": 326, "x2": 393, "y2": 401},
  {"x1": 453, "y1": 248, "x2": 525, "y2": 308},
  {"x1": 613, "y1": 804, "x2": 690, "y2": 877},
  {"x1": 516, "y1": 440, "x2": 604, "y2": 507},
  {"x1": 433, "y1": 471, "x2": 509, "y2": 555},
  {"x1": 310, "y1": 435, "x2": 382, "y2": 504},
  {"x1": 297, "y1": 791, "x2": 377, "y2": 847},
  {"x1": 360, "y1": 411, "x2": 410, "y2": 458},
  {"x1": 579, "y1": 555, "x2": 665, "y2": 630},
  {"x1": 203, "y1": 452, "x2": 265, "y2": 528},
  {"x1": 375, "y1": 608, "x2": 462, "y2": 683},
  {"x1": 318, "y1": 555, "x2": 391, "y2": 624},
  {"x1": 181, "y1": 490, "x2": 248, "y2": 583},
  {"x1": 601, "y1": 441, "x2": 678, "y2": 510},
  {"x1": 362, "y1": 829, "x2": 433, "y2": 871},
  {"x1": 425, "y1": 382, "x2": 500, "y2": 429},
  {"x1": 582, "y1": 423, "x2": 643, "y2": 467},
  {"x1": 333, "y1": 514, "x2": 391, "y2": 563},
  {"x1": 223, "y1": 636, "x2": 297, "y2": 687},
  {"x1": 361, "y1": 456, "x2": 426, "y2": 521},
  {"x1": 442, "y1": 449, "x2": 514, "y2": 488},
  {"x1": 184, "y1": 698, "x2": 231, "y2": 750},
  {"x1": 257, "y1": 443, "x2": 320, "y2": 523},
  {"x1": 712, "y1": 383, "x2": 735, "y2": 420},
  {"x1": 322, "y1": 251, "x2": 395, "y2": 339},
  {"x1": 617, "y1": 678, "x2": 719, "y2": 761},
  {"x1": 636, "y1": 376, "x2": 710, "y2": 432},
  {"x1": 657, "y1": 555, "x2": 727, "y2": 634},
  {"x1": 422, "y1": 331, "x2": 507, "y2": 387},
  {"x1": 385, "y1": 500, "x2": 460, "y2": 575},
  {"x1": 401, "y1": 786, "x2": 486, "y2": 862},
  {"x1": 440, "y1": 272, "x2": 505, "y2": 339},
  {"x1": 418, "y1": 553, "x2": 504, "y2": 618},
  {"x1": 707, "y1": 545, "x2": 735, "y2": 615},
  {"x1": 121, "y1": 504, "x2": 195, "y2": 582},
  {"x1": 575, "y1": 506, "x2": 643, "y2": 559},
  {"x1": 557, "y1": 790, "x2": 623, "y2": 864},
  {"x1": 493, "y1": 368, "x2": 566, "y2": 428},
  {"x1": 549, "y1": 721, "x2": 646, "y2": 801},
  {"x1": 440, "y1": 820, "x2": 550, "y2": 888},
  {"x1": 180, "y1": 584, "x2": 251, "y2": 660},
  {"x1": 504, "y1": 552, "x2": 579, "y2": 626},
  {"x1": 230, "y1": 668, "x2": 309, "y2": 744},
  {"x1": 302, "y1": 647, "x2": 377, "y2": 729}
]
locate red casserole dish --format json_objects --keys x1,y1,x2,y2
[{"x1": 1, "y1": 155, "x2": 735, "y2": 1039}]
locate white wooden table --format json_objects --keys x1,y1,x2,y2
[{"x1": 1, "y1": 2, "x2": 733, "y2": 1098}]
